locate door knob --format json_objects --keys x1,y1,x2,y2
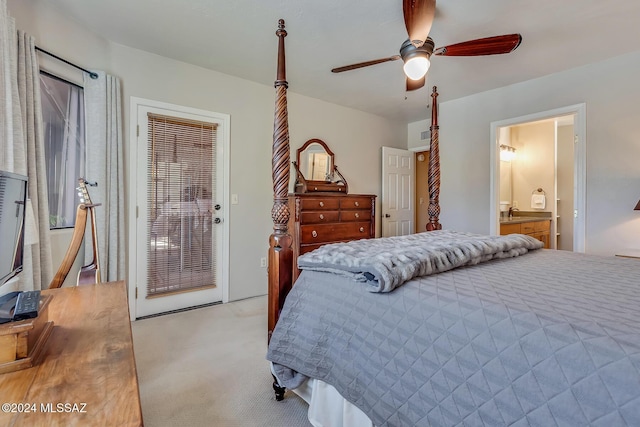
[
  {"x1": 385, "y1": 214, "x2": 391, "y2": 218},
  {"x1": 214, "y1": 217, "x2": 222, "y2": 224},
  {"x1": 214, "y1": 204, "x2": 221, "y2": 210}
]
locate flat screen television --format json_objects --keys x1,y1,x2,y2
[{"x1": 0, "y1": 170, "x2": 27, "y2": 287}]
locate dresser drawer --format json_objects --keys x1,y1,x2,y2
[
  {"x1": 533, "y1": 220, "x2": 550, "y2": 232},
  {"x1": 340, "y1": 210, "x2": 371, "y2": 222},
  {"x1": 340, "y1": 197, "x2": 372, "y2": 210},
  {"x1": 300, "y1": 239, "x2": 354, "y2": 255},
  {"x1": 299, "y1": 198, "x2": 340, "y2": 211},
  {"x1": 300, "y1": 222, "x2": 372, "y2": 244},
  {"x1": 520, "y1": 222, "x2": 536, "y2": 234},
  {"x1": 520, "y1": 221, "x2": 550, "y2": 234},
  {"x1": 500, "y1": 223, "x2": 520, "y2": 235},
  {"x1": 299, "y1": 243, "x2": 324, "y2": 255},
  {"x1": 300, "y1": 211, "x2": 340, "y2": 224}
]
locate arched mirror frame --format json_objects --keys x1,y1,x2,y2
[{"x1": 292, "y1": 138, "x2": 348, "y2": 194}]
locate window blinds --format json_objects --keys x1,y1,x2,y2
[{"x1": 146, "y1": 113, "x2": 218, "y2": 297}]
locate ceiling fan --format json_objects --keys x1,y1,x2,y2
[{"x1": 331, "y1": 0, "x2": 522, "y2": 91}]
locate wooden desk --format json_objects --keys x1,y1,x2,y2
[{"x1": 0, "y1": 281, "x2": 142, "y2": 426}]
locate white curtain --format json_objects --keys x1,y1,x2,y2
[
  {"x1": 84, "y1": 71, "x2": 125, "y2": 282},
  {"x1": 0, "y1": 0, "x2": 23, "y2": 174},
  {"x1": 0, "y1": 0, "x2": 53, "y2": 291}
]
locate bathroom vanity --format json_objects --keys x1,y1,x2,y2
[{"x1": 500, "y1": 216, "x2": 551, "y2": 249}]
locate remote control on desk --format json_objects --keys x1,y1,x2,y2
[{"x1": 13, "y1": 290, "x2": 41, "y2": 321}]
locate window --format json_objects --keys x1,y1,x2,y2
[{"x1": 39, "y1": 72, "x2": 85, "y2": 229}]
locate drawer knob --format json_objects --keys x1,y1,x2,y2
[
  {"x1": 355, "y1": 213, "x2": 359, "y2": 218},
  {"x1": 354, "y1": 201, "x2": 359, "y2": 207},
  {"x1": 319, "y1": 201, "x2": 324, "y2": 207},
  {"x1": 319, "y1": 214, "x2": 324, "y2": 220},
  {"x1": 359, "y1": 227, "x2": 364, "y2": 232},
  {"x1": 312, "y1": 230, "x2": 318, "y2": 238}
]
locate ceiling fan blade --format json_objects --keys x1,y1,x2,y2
[
  {"x1": 434, "y1": 34, "x2": 522, "y2": 56},
  {"x1": 403, "y1": 0, "x2": 436, "y2": 47},
  {"x1": 331, "y1": 55, "x2": 401, "y2": 73},
  {"x1": 406, "y1": 75, "x2": 425, "y2": 92}
]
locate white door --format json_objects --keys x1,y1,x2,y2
[
  {"x1": 130, "y1": 98, "x2": 229, "y2": 318},
  {"x1": 381, "y1": 147, "x2": 415, "y2": 237}
]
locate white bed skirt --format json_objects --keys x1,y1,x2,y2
[{"x1": 271, "y1": 364, "x2": 374, "y2": 427}]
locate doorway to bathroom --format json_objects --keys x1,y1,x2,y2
[{"x1": 489, "y1": 104, "x2": 586, "y2": 252}]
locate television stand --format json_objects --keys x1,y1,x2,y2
[{"x1": 0, "y1": 294, "x2": 54, "y2": 374}]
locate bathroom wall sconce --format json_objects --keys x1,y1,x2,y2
[{"x1": 500, "y1": 144, "x2": 516, "y2": 162}]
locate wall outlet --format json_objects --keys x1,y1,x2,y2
[
  {"x1": 260, "y1": 257, "x2": 267, "y2": 268},
  {"x1": 513, "y1": 200, "x2": 518, "y2": 208}
]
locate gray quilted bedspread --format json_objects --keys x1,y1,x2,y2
[{"x1": 267, "y1": 249, "x2": 640, "y2": 426}]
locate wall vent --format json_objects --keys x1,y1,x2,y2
[{"x1": 420, "y1": 130, "x2": 430, "y2": 140}]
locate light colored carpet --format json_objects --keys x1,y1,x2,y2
[{"x1": 131, "y1": 295, "x2": 312, "y2": 427}]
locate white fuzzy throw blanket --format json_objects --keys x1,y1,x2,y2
[{"x1": 297, "y1": 230, "x2": 543, "y2": 292}]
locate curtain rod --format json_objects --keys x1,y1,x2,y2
[{"x1": 35, "y1": 46, "x2": 98, "y2": 79}]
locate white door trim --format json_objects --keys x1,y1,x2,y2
[
  {"x1": 489, "y1": 103, "x2": 586, "y2": 252},
  {"x1": 127, "y1": 97, "x2": 230, "y2": 320},
  {"x1": 381, "y1": 146, "x2": 415, "y2": 237}
]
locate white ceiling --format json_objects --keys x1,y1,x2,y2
[{"x1": 53, "y1": 0, "x2": 640, "y2": 123}]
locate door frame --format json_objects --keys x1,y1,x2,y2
[
  {"x1": 411, "y1": 144, "x2": 430, "y2": 232},
  {"x1": 127, "y1": 97, "x2": 230, "y2": 320},
  {"x1": 489, "y1": 103, "x2": 586, "y2": 252}
]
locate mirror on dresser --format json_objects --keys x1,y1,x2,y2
[{"x1": 292, "y1": 138, "x2": 348, "y2": 193}]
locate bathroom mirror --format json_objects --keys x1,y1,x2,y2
[
  {"x1": 292, "y1": 138, "x2": 348, "y2": 193},
  {"x1": 500, "y1": 159, "x2": 512, "y2": 206}
]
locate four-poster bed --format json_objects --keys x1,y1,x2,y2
[{"x1": 267, "y1": 20, "x2": 640, "y2": 427}]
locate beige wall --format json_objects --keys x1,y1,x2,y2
[
  {"x1": 510, "y1": 121, "x2": 555, "y2": 214},
  {"x1": 407, "y1": 119, "x2": 430, "y2": 150},
  {"x1": 414, "y1": 50, "x2": 640, "y2": 256},
  {"x1": 557, "y1": 125, "x2": 575, "y2": 251},
  {"x1": 8, "y1": 0, "x2": 407, "y2": 303}
]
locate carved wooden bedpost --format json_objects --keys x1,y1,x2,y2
[
  {"x1": 426, "y1": 86, "x2": 442, "y2": 231},
  {"x1": 268, "y1": 19, "x2": 293, "y2": 346}
]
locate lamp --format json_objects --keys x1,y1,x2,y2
[
  {"x1": 403, "y1": 56, "x2": 431, "y2": 80},
  {"x1": 635, "y1": 199, "x2": 640, "y2": 210},
  {"x1": 400, "y1": 39, "x2": 434, "y2": 81},
  {"x1": 499, "y1": 144, "x2": 516, "y2": 162}
]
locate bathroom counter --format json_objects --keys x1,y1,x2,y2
[{"x1": 499, "y1": 216, "x2": 547, "y2": 224}]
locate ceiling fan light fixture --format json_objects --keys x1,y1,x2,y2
[{"x1": 403, "y1": 55, "x2": 430, "y2": 80}]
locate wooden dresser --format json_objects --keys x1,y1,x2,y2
[{"x1": 288, "y1": 193, "x2": 376, "y2": 282}]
